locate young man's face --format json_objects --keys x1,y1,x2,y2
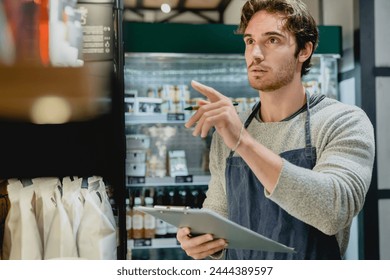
[{"x1": 243, "y1": 10, "x2": 301, "y2": 92}]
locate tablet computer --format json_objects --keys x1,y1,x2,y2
[{"x1": 135, "y1": 205, "x2": 295, "y2": 253}]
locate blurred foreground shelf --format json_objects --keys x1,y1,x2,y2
[{"x1": 0, "y1": 64, "x2": 108, "y2": 123}]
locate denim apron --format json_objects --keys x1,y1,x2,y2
[{"x1": 225, "y1": 93, "x2": 341, "y2": 260}]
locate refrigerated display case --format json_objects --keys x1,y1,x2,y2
[
  {"x1": 123, "y1": 22, "x2": 342, "y2": 260},
  {"x1": 123, "y1": 53, "x2": 253, "y2": 259},
  {"x1": 303, "y1": 54, "x2": 340, "y2": 99}
]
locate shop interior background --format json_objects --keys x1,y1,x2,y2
[{"x1": 0, "y1": 0, "x2": 389, "y2": 260}]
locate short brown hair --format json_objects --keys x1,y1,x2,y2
[{"x1": 237, "y1": 0, "x2": 318, "y2": 76}]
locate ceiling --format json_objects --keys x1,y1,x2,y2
[{"x1": 123, "y1": 0, "x2": 233, "y2": 23}]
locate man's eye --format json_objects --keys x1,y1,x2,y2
[
  {"x1": 245, "y1": 38, "x2": 254, "y2": 45},
  {"x1": 269, "y1": 38, "x2": 279, "y2": 44}
]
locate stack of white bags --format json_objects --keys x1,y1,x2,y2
[{"x1": 1, "y1": 176, "x2": 117, "y2": 260}]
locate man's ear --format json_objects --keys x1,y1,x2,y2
[{"x1": 298, "y1": 42, "x2": 313, "y2": 63}]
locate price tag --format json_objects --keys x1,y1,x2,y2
[
  {"x1": 133, "y1": 238, "x2": 152, "y2": 247},
  {"x1": 167, "y1": 113, "x2": 185, "y2": 121},
  {"x1": 175, "y1": 175, "x2": 193, "y2": 183},
  {"x1": 127, "y1": 176, "x2": 146, "y2": 184}
]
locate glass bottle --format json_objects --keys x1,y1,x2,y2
[
  {"x1": 131, "y1": 196, "x2": 144, "y2": 239},
  {"x1": 165, "y1": 189, "x2": 178, "y2": 238},
  {"x1": 154, "y1": 188, "x2": 167, "y2": 238},
  {"x1": 125, "y1": 198, "x2": 132, "y2": 239},
  {"x1": 143, "y1": 195, "x2": 156, "y2": 239}
]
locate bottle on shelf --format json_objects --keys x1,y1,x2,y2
[
  {"x1": 154, "y1": 188, "x2": 167, "y2": 238},
  {"x1": 126, "y1": 195, "x2": 133, "y2": 260},
  {"x1": 186, "y1": 187, "x2": 197, "y2": 208},
  {"x1": 190, "y1": 186, "x2": 207, "y2": 209},
  {"x1": 178, "y1": 188, "x2": 188, "y2": 206},
  {"x1": 125, "y1": 198, "x2": 132, "y2": 239},
  {"x1": 131, "y1": 192, "x2": 144, "y2": 239},
  {"x1": 197, "y1": 186, "x2": 207, "y2": 208},
  {"x1": 126, "y1": 248, "x2": 132, "y2": 260},
  {"x1": 165, "y1": 187, "x2": 180, "y2": 205},
  {"x1": 165, "y1": 188, "x2": 179, "y2": 238},
  {"x1": 143, "y1": 189, "x2": 156, "y2": 239}
]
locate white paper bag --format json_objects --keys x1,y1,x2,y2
[
  {"x1": 3, "y1": 180, "x2": 42, "y2": 259},
  {"x1": 97, "y1": 179, "x2": 116, "y2": 234},
  {"x1": 77, "y1": 177, "x2": 116, "y2": 259},
  {"x1": 62, "y1": 177, "x2": 84, "y2": 240},
  {"x1": 34, "y1": 178, "x2": 59, "y2": 252},
  {"x1": 2, "y1": 180, "x2": 23, "y2": 260},
  {"x1": 44, "y1": 186, "x2": 78, "y2": 259},
  {"x1": 18, "y1": 184, "x2": 43, "y2": 259}
]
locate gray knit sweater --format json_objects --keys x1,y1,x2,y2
[{"x1": 203, "y1": 95, "x2": 375, "y2": 257}]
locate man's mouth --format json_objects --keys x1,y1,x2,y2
[
  {"x1": 249, "y1": 65, "x2": 268, "y2": 73},
  {"x1": 250, "y1": 67, "x2": 267, "y2": 75}
]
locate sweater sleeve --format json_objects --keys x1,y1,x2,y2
[
  {"x1": 267, "y1": 107, "x2": 375, "y2": 236},
  {"x1": 202, "y1": 132, "x2": 229, "y2": 219}
]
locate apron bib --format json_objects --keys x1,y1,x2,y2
[{"x1": 225, "y1": 93, "x2": 341, "y2": 260}]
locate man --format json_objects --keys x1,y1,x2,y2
[{"x1": 177, "y1": 0, "x2": 375, "y2": 260}]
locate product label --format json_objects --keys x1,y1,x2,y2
[
  {"x1": 126, "y1": 215, "x2": 132, "y2": 230},
  {"x1": 132, "y1": 213, "x2": 143, "y2": 230},
  {"x1": 144, "y1": 214, "x2": 156, "y2": 229},
  {"x1": 77, "y1": 3, "x2": 114, "y2": 61}
]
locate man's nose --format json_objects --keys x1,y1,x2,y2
[{"x1": 252, "y1": 44, "x2": 265, "y2": 61}]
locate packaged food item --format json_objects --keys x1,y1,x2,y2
[
  {"x1": 0, "y1": 180, "x2": 8, "y2": 260},
  {"x1": 109, "y1": 198, "x2": 120, "y2": 246},
  {"x1": 44, "y1": 186, "x2": 78, "y2": 259},
  {"x1": 77, "y1": 177, "x2": 116, "y2": 259},
  {"x1": 3, "y1": 180, "x2": 43, "y2": 260},
  {"x1": 126, "y1": 162, "x2": 146, "y2": 177},
  {"x1": 177, "y1": 84, "x2": 190, "y2": 113},
  {"x1": 168, "y1": 150, "x2": 188, "y2": 177},
  {"x1": 33, "y1": 178, "x2": 59, "y2": 253},
  {"x1": 126, "y1": 150, "x2": 147, "y2": 163},
  {"x1": 137, "y1": 97, "x2": 162, "y2": 114},
  {"x1": 126, "y1": 134, "x2": 150, "y2": 150},
  {"x1": 160, "y1": 85, "x2": 175, "y2": 113},
  {"x1": 61, "y1": 177, "x2": 84, "y2": 240}
]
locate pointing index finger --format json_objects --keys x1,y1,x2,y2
[{"x1": 191, "y1": 80, "x2": 224, "y2": 102}]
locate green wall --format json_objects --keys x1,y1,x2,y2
[{"x1": 123, "y1": 22, "x2": 342, "y2": 55}]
